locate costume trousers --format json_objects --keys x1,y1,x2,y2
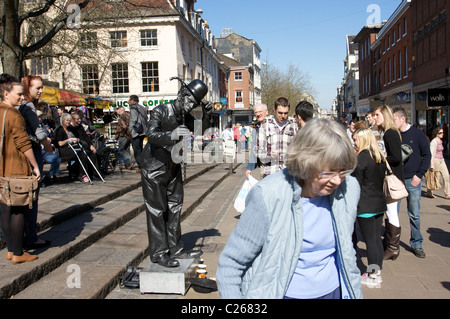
[{"x1": 142, "y1": 160, "x2": 184, "y2": 262}]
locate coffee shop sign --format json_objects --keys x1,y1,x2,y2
[{"x1": 113, "y1": 97, "x2": 176, "y2": 110}]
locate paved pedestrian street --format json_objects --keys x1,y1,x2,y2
[{"x1": 1, "y1": 160, "x2": 449, "y2": 300}]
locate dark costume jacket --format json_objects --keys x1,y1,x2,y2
[{"x1": 141, "y1": 102, "x2": 211, "y2": 170}]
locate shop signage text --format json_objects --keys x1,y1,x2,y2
[
  {"x1": 113, "y1": 97, "x2": 176, "y2": 109},
  {"x1": 428, "y1": 88, "x2": 449, "y2": 107}
]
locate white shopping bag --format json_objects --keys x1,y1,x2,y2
[{"x1": 233, "y1": 175, "x2": 258, "y2": 213}]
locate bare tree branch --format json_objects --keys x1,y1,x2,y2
[
  {"x1": 18, "y1": 0, "x2": 57, "y2": 27},
  {"x1": 22, "y1": 0, "x2": 91, "y2": 55}
]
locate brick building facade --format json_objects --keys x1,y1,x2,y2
[{"x1": 353, "y1": 0, "x2": 449, "y2": 140}]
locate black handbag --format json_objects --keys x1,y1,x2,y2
[
  {"x1": 133, "y1": 122, "x2": 144, "y2": 134},
  {"x1": 401, "y1": 144, "x2": 413, "y2": 162}
]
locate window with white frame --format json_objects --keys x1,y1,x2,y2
[
  {"x1": 111, "y1": 63, "x2": 129, "y2": 94},
  {"x1": 404, "y1": 47, "x2": 408, "y2": 78},
  {"x1": 234, "y1": 72, "x2": 243, "y2": 81},
  {"x1": 81, "y1": 64, "x2": 99, "y2": 94},
  {"x1": 140, "y1": 30, "x2": 157, "y2": 47},
  {"x1": 142, "y1": 62, "x2": 159, "y2": 92},
  {"x1": 235, "y1": 90, "x2": 243, "y2": 103},
  {"x1": 393, "y1": 54, "x2": 396, "y2": 82},
  {"x1": 110, "y1": 31, "x2": 127, "y2": 48},
  {"x1": 403, "y1": 18, "x2": 407, "y2": 36},
  {"x1": 80, "y1": 32, "x2": 98, "y2": 50}
]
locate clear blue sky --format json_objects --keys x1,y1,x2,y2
[{"x1": 195, "y1": 0, "x2": 402, "y2": 110}]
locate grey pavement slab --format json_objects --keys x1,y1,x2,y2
[
  {"x1": 8, "y1": 163, "x2": 235, "y2": 299},
  {"x1": 108, "y1": 163, "x2": 450, "y2": 299}
]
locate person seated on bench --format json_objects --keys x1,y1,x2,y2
[
  {"x1": 37, "y1": 110, "x2": 61, "y2": 186},
  {"x1": 54, "y1": 113, "x2": 92, "y2": 183}
]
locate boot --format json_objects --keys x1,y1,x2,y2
[{"x1": 384, "y1": 220, "x2": 401, "y2": 261}]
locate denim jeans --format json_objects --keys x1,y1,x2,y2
[
  {"x1": 42, "y1": 150, "x2": 61, "y2": 177},
  {"x1": 397, "y1": 178, "x2": 423, "y2": 249}
]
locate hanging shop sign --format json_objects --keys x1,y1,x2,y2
[{"x1": 427, "y1": 88, "x2": 449, "y2": 107}]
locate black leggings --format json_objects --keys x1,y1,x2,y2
[
  {"x1": 357, "y1": 213, "x2": 384, "y2": 272},
  {"x1": 1, "y1": 204, "x2": 26, "y2": 255}
]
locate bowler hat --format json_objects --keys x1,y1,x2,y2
[{"x1": 186, "y1": 79, "x2": 208, "y2": 103}]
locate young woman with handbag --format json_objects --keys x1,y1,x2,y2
[
  {"x1": 374, "y1": 105, "x2": 404, "y2": 260},
  {"x1": 0, "y1": 74, "x2": 41, "y2": 264},
  {"x1": 352, "y1": 128, "x2": 387, "y2": 286},
  {"x1": 427, "y1": 127, "x2": 450, "y2": 199}
]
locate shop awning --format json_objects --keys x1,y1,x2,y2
[
  {"x1": 84, "y1": 97, "x2": 113, "y2": 109},
  {"x1": 40, "y1": 86, "x2": 111, "y2": 109}
]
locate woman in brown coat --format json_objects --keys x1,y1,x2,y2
[{"x1": 0, "y1": 74, "x2": 41, "y2": 264}]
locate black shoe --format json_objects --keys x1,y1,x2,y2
[
  {"x1": 171, "y1": 249, "x2": 203, "y2": 259},
  {"x1": 27, "y1": 240, "x2": 51, "y2": 249},
  {"x1": 41, "y1": 175, "x2": 52, "y2": 187},
  {"x1": 411, "y1": 247, "x2": 426, "y2": 258},
  {"x1": 156, "y1": 255, "x2": 180, "y2": 268}
]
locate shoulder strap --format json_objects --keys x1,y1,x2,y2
[
  {"x1": 385, "y1": 160, "x2": 393, "y2": 174},
  {"x1": 0, "y1": 108, "x2": 9, "y2": 169}
]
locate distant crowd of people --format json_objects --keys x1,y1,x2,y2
[
  {"x1": 216, "y1": 96, "x2": 449, "y2": 298},
  {"x1": 1, "y1": 72, "x2": 449, "y2": 299}
]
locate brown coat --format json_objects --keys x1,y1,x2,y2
[
  {"x1": 115, "y1": 111, "x2": 131, "y2": 139},
  {"x1": 0, "y1": 103, "x2": 32, "y2": 177}
]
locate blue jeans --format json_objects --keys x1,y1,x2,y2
[
  {"x1": 397, "y1": 178, "x2": 423, "y2": 249},
  {"x1": 42, "y1": 150, "x2": 61, "y2": 177}
]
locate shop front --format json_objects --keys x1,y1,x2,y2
[
  {"x1": 379, "y1": 82, "x2": 414, "y2": 122},
  {"x1": 414, "y1": 87, "x2": 449, "y2": 143},
  {"x1": 356, "y1": 98, "x2": 370, "y2": 118}
]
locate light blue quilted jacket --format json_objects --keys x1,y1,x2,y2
[{"x1": 216, "y1": 169, "x2": 363, "y2": 299}]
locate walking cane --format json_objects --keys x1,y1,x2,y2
[{"x1": 68, "y1": 142, "x2": 93, "y2": 185}]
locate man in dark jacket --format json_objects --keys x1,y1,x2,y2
[
  {"x1": 141, "y1": 79, "x2": 211, "y2": 267},
  {"x1": 393, "y1": 107, "x2": 431, "y2": 258},
  {"x1": 128, "y1": 95, "x2": 147, "y2": 171}
]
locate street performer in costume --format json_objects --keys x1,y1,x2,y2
[{"x1": 141, "y1": 79, "x2": 211, "y2": 267}]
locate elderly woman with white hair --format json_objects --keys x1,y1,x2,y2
[
  {"x1": 216, "y1": 118, "x2": 363, "y2": 299},
  {"x1": 53, "y1": 112, "x2": 92, "y2": 182}
]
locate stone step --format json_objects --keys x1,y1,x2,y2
[{"x1": 8, "y1": 163, "x2": 237, "y2": 299}]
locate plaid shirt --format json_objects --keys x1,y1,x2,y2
[{"x1": 256, "y1": 116, "x2": 298, "y2": 176}]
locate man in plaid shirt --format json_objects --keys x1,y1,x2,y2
[{"x1": 256, "y1": 97, "x2": 298, "y2": 177}]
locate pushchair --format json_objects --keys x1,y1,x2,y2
[{"x1": 90, "y1": 131, "x2": 122, "y2": 175}]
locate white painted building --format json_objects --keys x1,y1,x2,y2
[{"x1": 25, "y1": 0, "x2": 224, "y2": 111}]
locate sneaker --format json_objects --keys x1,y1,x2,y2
[
  {"x1": 361, "y1": 273, "x2": 381, "y2": 288},
  {"x1": 80, "y1": 175, "x2": 89, "y2": 183},
  {"x1": 411, "y1": 247, "x2": 426, "y2": 258}
]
